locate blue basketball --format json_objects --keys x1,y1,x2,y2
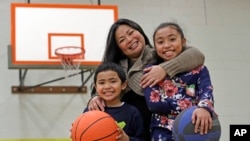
[{"x1": 172, "y1": 106, "x2": 221, "y2": 141}]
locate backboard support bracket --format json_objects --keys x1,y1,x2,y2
[
  {"x1": 11, "y1": 69, "x2": 95, "y2": 94},
  {"x1": 8, "y1": 46, "x2": 96, "y2": 94},
  {"x1": 12, "y1": 86, "x2": 87, "y2": 94}
]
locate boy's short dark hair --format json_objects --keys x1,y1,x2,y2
[{"x1": 93, "y1": 62, "x2": 126, "y2": 84}]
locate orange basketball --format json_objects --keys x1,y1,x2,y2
[{"x1": 71, "y1": 111, "x2": 119, "y2": 141}]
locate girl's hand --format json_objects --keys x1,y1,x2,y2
[
  {"x1": 141, "y1": 65, "x2": 166, "y2": 88},
  {"x1": 88, "y1": 95, "x2": 105, "y2": 111},
  {"x1": 192, "y1": 107, "x2": 213, "y2": 135}
]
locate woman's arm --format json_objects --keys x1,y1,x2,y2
[{"x1": 141, "y1": 47, "x2": 205, "y2": 88}]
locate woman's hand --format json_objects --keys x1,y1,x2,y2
[
  {"x1": 116, "y1": 128, "x2": 129, "y2": 141},
  {"x1": 192, "y1": 107, "x2": 213, "y2": 135},
  {"x1": 88, "y1": 95, "x2": 105, "y2": 111},
  {"x1": 141, "y1": 65, "x2": 166, "y2": 88}
]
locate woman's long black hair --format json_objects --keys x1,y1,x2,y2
[
  {"x1": 91, "y1": 19, "x2": 152, "y2": 95},
  {"x1": 102, "y1": 18, "x2": 152, "y2": 64}
]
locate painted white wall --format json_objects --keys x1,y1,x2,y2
[{"x1": 1, "y1": 0, "x2": 250, "y2": 140}]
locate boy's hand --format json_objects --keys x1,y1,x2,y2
[{"x1": 116, "y1": 128, "x2": 129, "y2": 141}]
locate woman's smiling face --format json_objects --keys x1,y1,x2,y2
[{"x1": 115, "y1": 24, "x2": 146, "y2": 61}]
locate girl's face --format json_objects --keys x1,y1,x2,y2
[
  {"x1": 115, "y1": 25, "x2": 146, "y2": 61},
  {"x1": 154, "y1": 26, "x2": 186, "y2": 61},
  {"x1": 95, "y1": 70, "x2": 127, "y2": 107}
]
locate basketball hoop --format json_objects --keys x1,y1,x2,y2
[{"x1": 55, "y1": 46, "x2": 84, "y2": 72}]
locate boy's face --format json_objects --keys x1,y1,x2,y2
[
  {"x1": 154, "y1": 26, "x2": 186, "y2": 61},
  {"x1": 95, "y1": 70, "x2": 126, "y2": 104}
]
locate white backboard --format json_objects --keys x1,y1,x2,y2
[{"x1": 10, "y1": 3, "x2": 118, "y2": 69}]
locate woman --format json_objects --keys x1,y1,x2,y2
[{"x1": 88, "y1": 18, "x2": 205, "y2": 141}]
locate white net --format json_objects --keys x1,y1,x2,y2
[{"x1": 55, "y1": 46, "x2": 84, "y2": 72}]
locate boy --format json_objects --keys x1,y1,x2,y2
[{"x1": 83, "y1": 62, "x2": 145, "y2": 141}]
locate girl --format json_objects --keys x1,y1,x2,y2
[{"x1": 144, "y1": 22, "x2": 215, "y2": 141}]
